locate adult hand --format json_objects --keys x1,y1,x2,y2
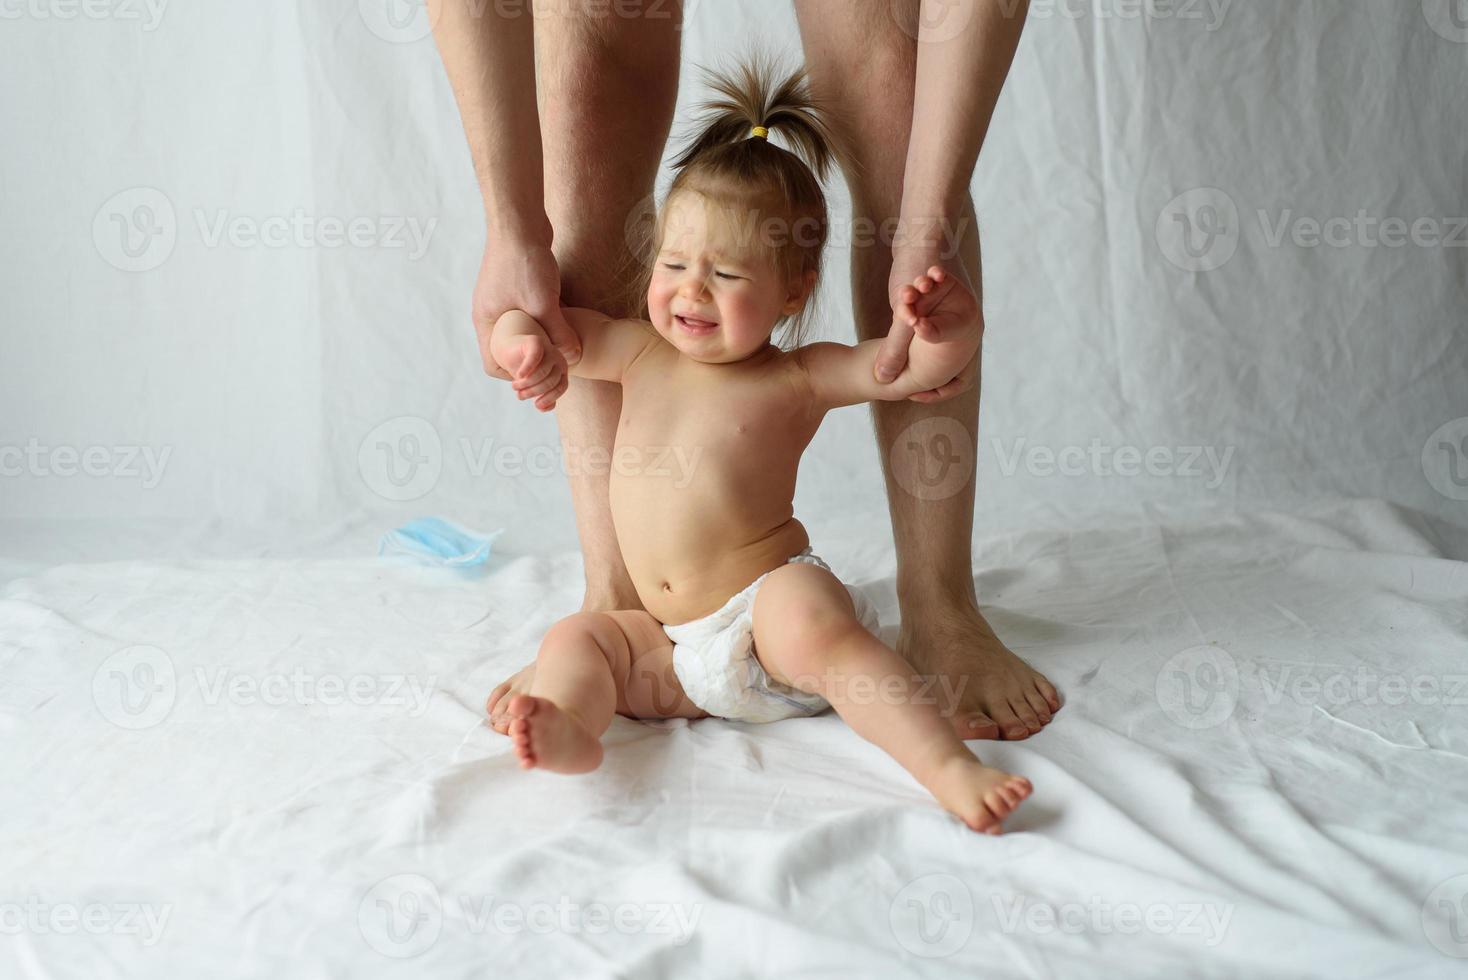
[
  {"x1": 875, "y1": 239, "x2": 983, "y2": 403},
  {"x1": 471, "y1": 240, "x2": 582, "y2": 380}
]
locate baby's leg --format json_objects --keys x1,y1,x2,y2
[
  {"x1": 752, "y1": 564, "x2": 1032, "y2": 834},
  {"x1": 502, "y1": 609, "x2": 705, "y2": 774}
]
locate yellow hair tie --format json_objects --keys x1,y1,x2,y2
[{"x1": 749, "y1": 126, "x2": 769, "y2": 140}]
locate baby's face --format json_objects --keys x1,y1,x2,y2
[{"x1": 647, "y1": 192, "x2": 810, "y2": 363}]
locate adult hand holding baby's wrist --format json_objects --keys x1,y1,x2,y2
[{"x1": 471, "y1": 239, "x2": 583, "y2": 384}]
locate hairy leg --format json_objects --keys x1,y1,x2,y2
[
  {"x1": 535, "y1": 1, "x2": 682, "y2": 612},
  {"x1": 752, "y1": 563, "x2": 1031, "y2": 833},
  {"x1": 499, "y1": 608, "x2": 706, "y2": 772},
  {"x1": 795, "y1": 0, "x2": 1059, "y2": 740}
]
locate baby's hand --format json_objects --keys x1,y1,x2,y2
[
  {"x1": 894, "y1": 266, "x2": 970, "y2": 344},
  {"x1": 893, "y1": 266, "x2": 981, "y2": 403},
  {"x1": 498, "y1": 333, "x2": 568, "y2": 413}
]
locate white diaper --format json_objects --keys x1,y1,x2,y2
[{"x1": 665, "y1": 547, "x2": 881, "y2": 723}]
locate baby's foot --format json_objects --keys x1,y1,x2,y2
[
  {"x1": 486, "y1": 663, "x2": 535, "y2": 734},
  {"x1": 505, "y1": 694, "x2": 603, "y2": 774},
  {"x1": 926, "y1": 755, "x2": 1032, "y2": 835}
]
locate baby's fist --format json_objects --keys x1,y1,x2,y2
[{"x1": 501, "y1": 334, "x2": 568, "y2": 413}]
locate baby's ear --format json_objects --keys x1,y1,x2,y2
[{"x1": 782, "y1": 269, "x2": 818, "y2": 315}]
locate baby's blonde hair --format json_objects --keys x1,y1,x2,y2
[{"x1": 625, "y1": 54, "x2": 849, "y2": 349}]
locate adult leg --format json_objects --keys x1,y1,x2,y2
[
  {"x1": 535, "y1": 1, "x2": 682, "y2": 612},
  {"x1": 795, "y1": 0, "x2": 1059, "y2": 739},
  {"x1": 502, "y1": 609, "x2": 707, "y2": 773}
]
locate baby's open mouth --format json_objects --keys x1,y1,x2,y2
[{"x1": 675, "y1": 314, "x2": 719, "y2": 333}]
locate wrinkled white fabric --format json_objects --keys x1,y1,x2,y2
[
  {"x1": 666, "y1": 547, "x2": 882, "y2": 723},
  {"x1": 3, "y1": 500, "x2": 1466, "y2": 977}
]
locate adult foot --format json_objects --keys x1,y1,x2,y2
[
  {"x1": 486, "y1": 663, "x2": 535, "y2": 734},
  {"x1": 505, "y1": 694, "x2": 603, "y2": 774},
  {"x1": 925, "y1": 754, "x2": 1033, "y2": 835},
  {"x1": 898, "y1": 601, "x2": 1060, "y2": 741}
]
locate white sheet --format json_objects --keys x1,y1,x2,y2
[{"x1": 3, "y1": 498, "x2": 1466, "y2": 977}]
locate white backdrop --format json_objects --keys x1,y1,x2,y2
[{"x1": 1, "y1": 0, "x2": 1464, "y2": 564}]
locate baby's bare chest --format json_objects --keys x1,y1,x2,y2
[{"x1": 614, "y1": 367, "x2": 814, "y2": 481}]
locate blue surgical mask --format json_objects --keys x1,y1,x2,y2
[{"x1": 379, "y1": 517, "x2": 503, "y2": 567}]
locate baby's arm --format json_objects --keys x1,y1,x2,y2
[
  {"x1": 795, "y1": 267, "x2": 981, "y2": 412},
  {"x1": 489, "y1": 308, "x2": 662, "y2": 411}
]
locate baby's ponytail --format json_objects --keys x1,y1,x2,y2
[{"x1": 670, "y1": 56, "x2": 840, "y2": 183}]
